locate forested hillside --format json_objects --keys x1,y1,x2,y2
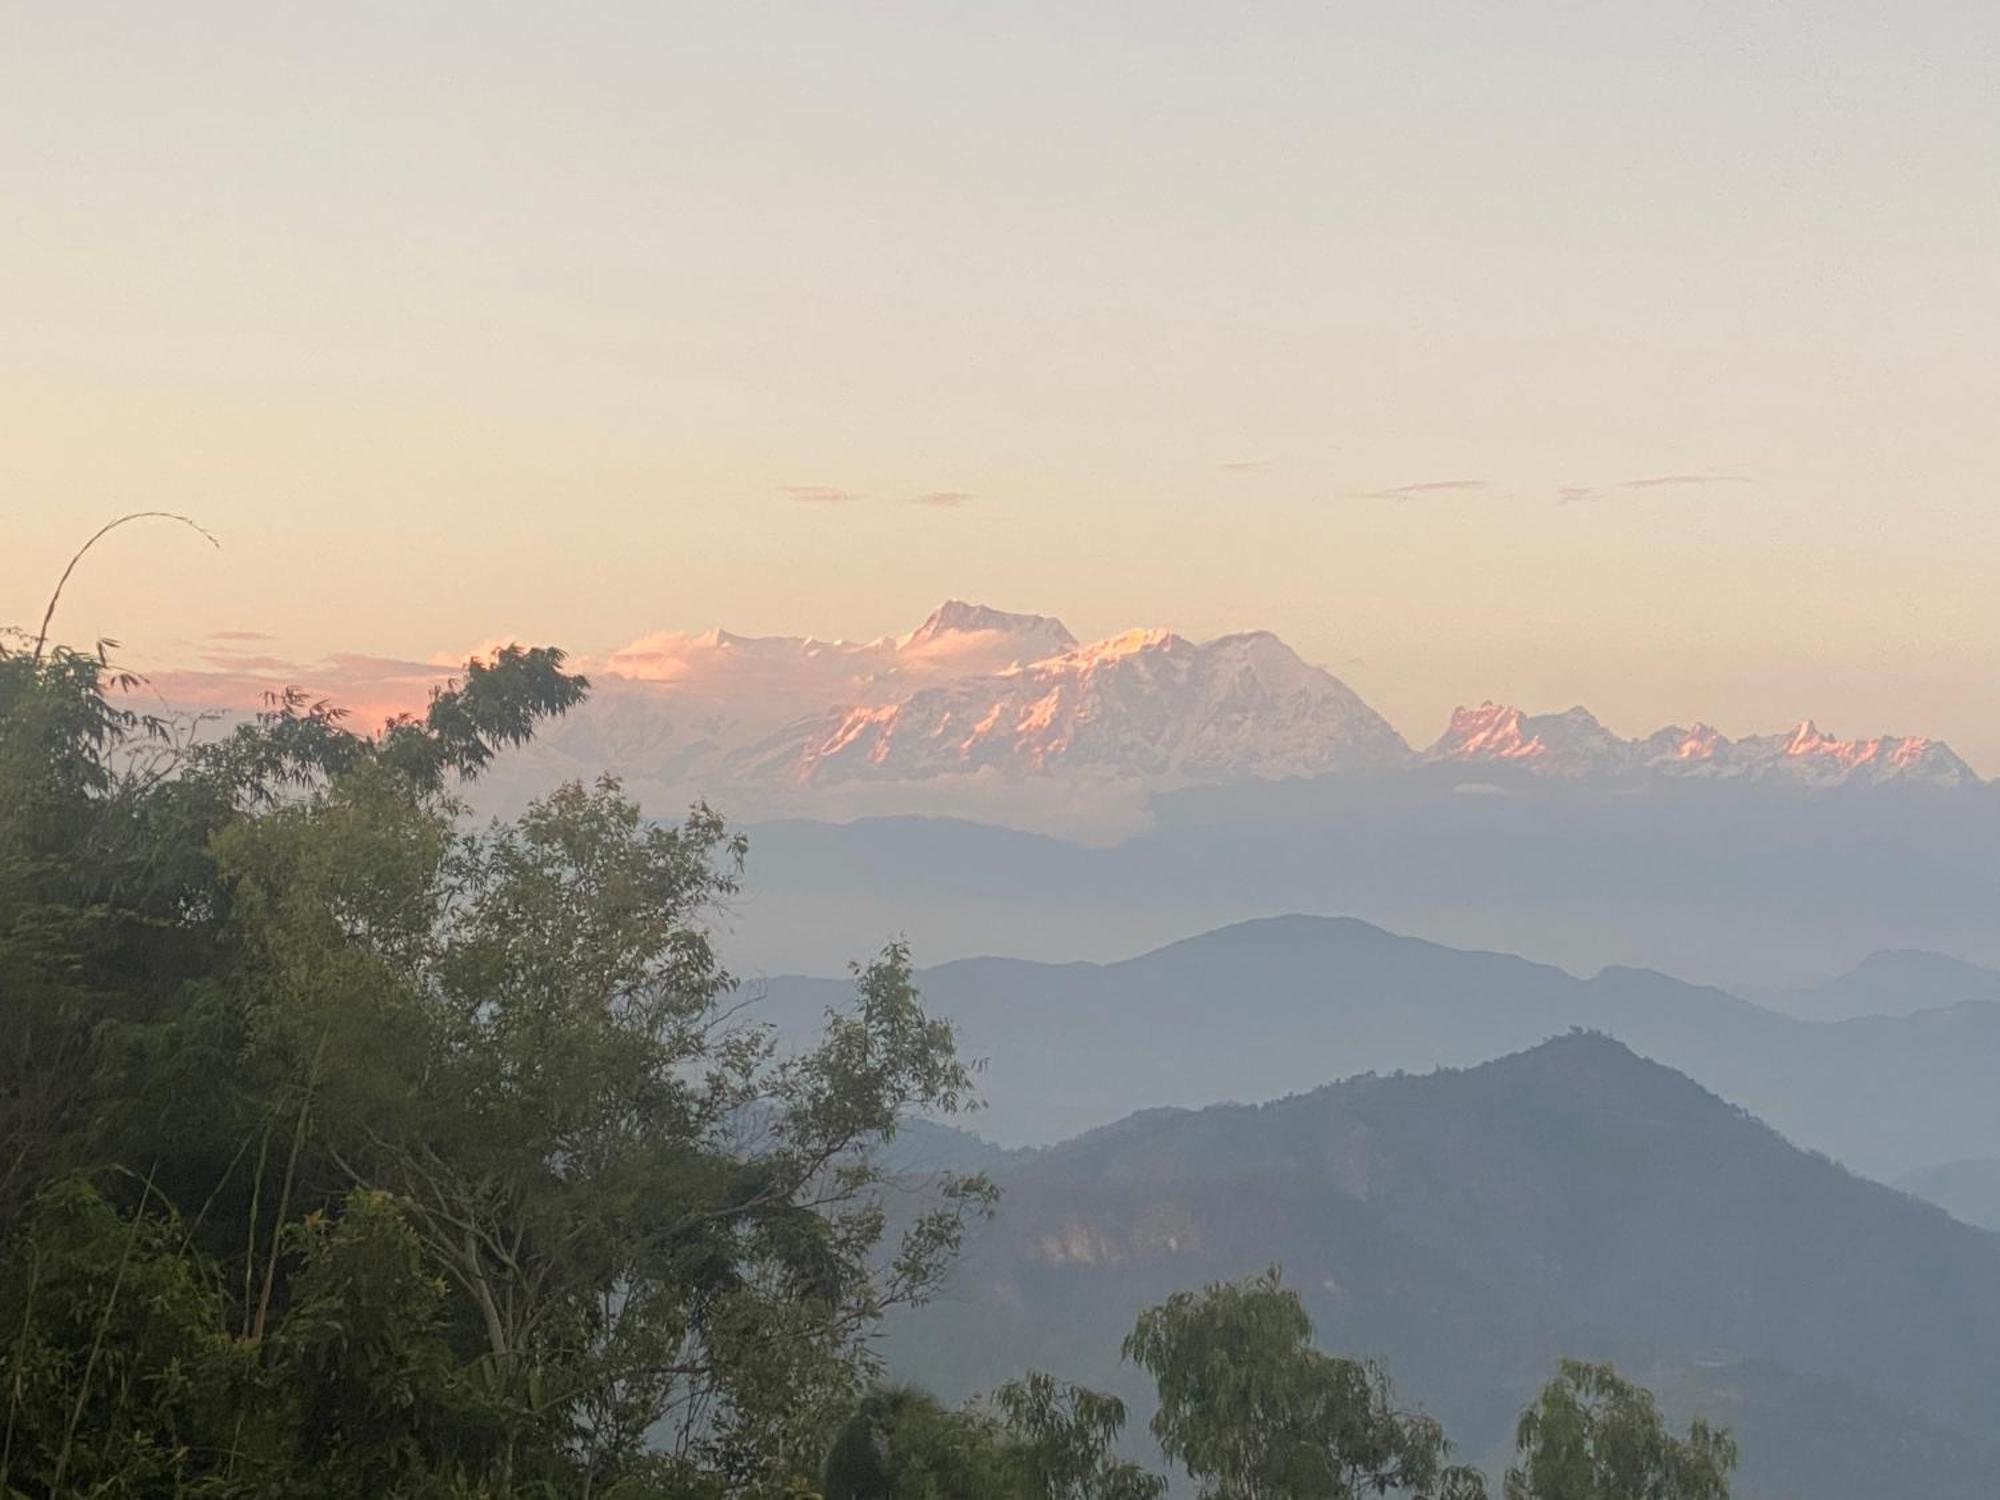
[{"x1": 878, "y1": 1036, "x2": 2000, "y2": 1498}]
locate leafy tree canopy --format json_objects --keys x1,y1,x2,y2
[
  {"x1": 1503, "y1": 1361, "x2": 1735, "y2": 1500},
  {"x1": 0, "y1": 633, "x2": 989, "y2": 1498},
  {"x1": 820, "y1": 1376, "x2": 1163, "y2": 1500},
  {"x1": 1122, "y1": 1268, "x2": 1487, "y2": 1500}
]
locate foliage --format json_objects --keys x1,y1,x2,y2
[
  {"x1": 820, "y1": 1377, "x2": 1162, "y2": 1500},
  {"x1": 1122, "y1": 1269, "x2": 1487, "y2": 1500},
  {"x1": 1503, "y1": 1361, "x2": 1735, "y2": 1500},
  {"x1": 990, "y1": 1373, "x2": 1164, "y2": 1500},
  {"x1": 0, "y1": 633, "x2": 988, "y2": 1498},
  {"x1": 822, "y1": 1384, "x2": 1016, "y2": 1500}
]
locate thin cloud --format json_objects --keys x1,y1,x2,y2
[
  {"x1": 1219, "y1": 457, "x2": 1274, "y2": 472},
  {"x1": 911, "y1": 490, "x2": 975, "y2": 509},
  {"x1": 1556, "y1": 486, "x2": 1601, "y2": 506},
  {"x1": 1359, "y1": 479, "x2": 1490, "y2": 500},
  {"x1": 201, "y1": 651, "x2": 301, "y2": 673},
  {"x1": 325, "y1": 651, "x2": 455, "y2": 675},
  {"x1": 206, "y1": 628, "x2": 272, "y2": 642},
  {"x1": 782, "y1": 484, "x2": 862, "y2": 504},
  {"x1": 1620, "y1": 473, "x2": 1752, "y2": 490}
]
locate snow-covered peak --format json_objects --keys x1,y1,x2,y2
[
  {"x1": 1428, "y1": 704, "x2": 1980, "y2": 789},
  {"x1": 1427, "y1": 703, "x2": 1620, "y2": 772},
  {"x1": 1061, "y1": 626, "x2": 1191, "y2": 666},
  {"x1": 904, "y1": 600, "x2": 1075, "y2": 647},
  {"x1": 1763, "y1": 723, "x2": 1972, "y2": 785},
  {"x1": 785, "y1": 623, "x2": 1409, "y2": 787},
  {"x1": 1201, "y1": 631, "x2": 1331, "y2": 695},
  {"x1": 899, "y1": 601, "x2": 1081, "y2": 673}
]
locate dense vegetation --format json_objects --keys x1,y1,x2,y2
[{"x1": 0, "y1": 632, "x2": 1732, "y2": 1497}]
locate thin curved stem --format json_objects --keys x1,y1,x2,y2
[{"x1": 34, "y1": 511, "x2": 220, "y2": 663}]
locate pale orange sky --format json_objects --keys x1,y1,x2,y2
[{"x1": 7, "y1": 4, "x2": 1999, "y2": 765}]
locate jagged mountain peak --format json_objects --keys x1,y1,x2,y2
[
  {"x1": 903, "y1": 600, "x2": 1077, "y2": 652},
  {"x1": 784, "y1": 620, "x2": 1409, "y2": 788},
  {"x1": 1428, "y1": 702, "x2": 1980, "y2": 789},
  {"x1": 448, "y1": 607, "x2": 1987, "y2": 829},
  {"x1": 1426, "y1": 701, "x2": 1620, "y2": 769}
]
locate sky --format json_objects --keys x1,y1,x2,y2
[{"x1": 5, "y1": 2, "x2": 1999, "y2": 762}]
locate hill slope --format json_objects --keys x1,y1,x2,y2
[{"x1": 881, "y1": 1038, "x2": 2000, "y2": 1499}]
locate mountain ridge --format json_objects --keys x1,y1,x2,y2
[
  {"x1": 754, "y1": 911, "x2": 2000, "y2": 1177},
  {"x1": 570, "y1": 601, "x2": 1985, "y2": 794},
  {"x1": 1428, "y1": 701, "x2": 1978, "y2": 788},
  {"x1": 1764, "y1": 948, "x2": 2000, "y2": 1021},
  {"x1": 153, "y1": 603, "x2": 1986, "y2": 835}
]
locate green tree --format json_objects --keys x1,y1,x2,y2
[
  {"x1": 0, "y1": 633, "x2": 991, "y2": 1497},
  {"x1": 991, "y1": 1372, "x2": 1165, "y2": 1500},
  {"x1": 210, "y1": 764, "x2": 992, "y2": 1486},
  {"x1": 820, "y1": 1377, "x2": 1162, "y2": 1500},
  {"x1": 1123, "y1": 1269, "x2": 1485, "y2": 1500},
  {"x1": 822, "y1": 1384, "x2": 1013, "y2": 1500},
  {"x1": 1502, "y1": 1361, "x2": 1735, "y2": 1500}
]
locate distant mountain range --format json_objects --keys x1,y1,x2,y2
[
  {"x1": 412, "y1": 601, "x2": 1983, "y2": 831},
  {"x1": 877, "y1": 1036, "x2": 2000, "y2": 1500},
  {"x1": 478, "y1": 602, "x2": 1409, "y2": 828},
  {"x1": 758, "y1": 914, "x2": 2000, "y2": 1179},
  {"x1": 1758, "y1": 948, "x2": 2000, "y2": 1021},
  {"x1": 719, "y1": 771, "x2": 2000, "y2": 986},
  {"x1": 1427, "y1": 701, "x2": 1976, "y2": 788}
]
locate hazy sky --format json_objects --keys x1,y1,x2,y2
[{"x1": 6, "y1": 3, "x2": 1999, "y2": 761}]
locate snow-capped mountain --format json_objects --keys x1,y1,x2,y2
[
  {"x1": 1427, "y1": 702, "x2": 1979, "y2": 788},
  {"x1": 152, "y1": 601, "x2": 1986, "y2": 836},
  {"x1": 500, "y1": 603, "x2": 1410, "y2": 827},
  {"x1": 783, "y1": 625, "x2": 1409, "y2": 784}
]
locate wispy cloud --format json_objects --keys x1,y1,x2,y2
[
  {"x1": 1219, "y1": 457, "x2": 1274, "y2": 472},
  {"x1": 911, "y1": 490, "x2": 975, "y2": 509},
  {"x1": 206, "y1": 628, "x2": 272, "y2": 642},
  {"x1": 1359, "y1": 479, "x2": 1489, "y2": 500},
  {"x1": 200, "y1": 651, "x2": 298, "y2": 672},
  {"x1": 1556, "y1": 473, "x2": 1753, "y2": 505},
  {"x1": 782, "y1": 484, "x2": 862, "y2": 505},
  {"x1": 1619, "y1": 473, "x2": 1752, "y2": 490}
]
